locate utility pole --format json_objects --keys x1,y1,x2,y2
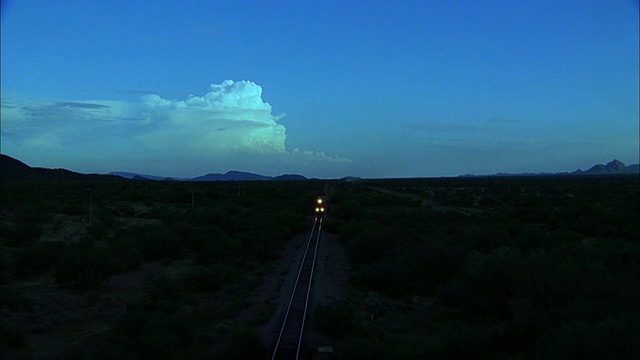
[{"x1": 89, "y1": 193, "x2": 93, "y2": 227}]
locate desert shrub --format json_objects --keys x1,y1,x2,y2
[
  {"x1": 185, "y1": 225, "x2": 227, "y2": 252},
  {"x1": 459, "y1": 247, "x2": 527, "y2": 321},
  {"x1": 347, "y1": 226, "x2": 404, "y2": 267},
  {"x1": 183, "y1": 264, "x2": 240, "y2": 292},
  {"x1": 237, "y1": 218, "x2": 284, "y2": 263},
  {"x1": 95, "y1": 206, "x2": 118, "y2": 227},
  {"x1": 351, "y1": 260, "x2": 412, "y2": 296},
  {"x1": 196, "y1": 238, "x2": 239, "y2": 266},
  {"x1": 340, "y1": 337, "x2": 402, "y2": 360},
  {"x1": 546, "y1": 318, "x2": 640, "y2": 360},
  {"x1": 13, "y1": 221, "x2": 42, "y2": 245},
  {"x1": 0, "y1": 248, "x2": 8, "y2": 284},
  {"x1": 402, "y1": 241, "x2": 465, "y2": 296},
  {"x1": 107, "y1": 236, "x2": 144, "y2": 274},
  {"x1": 140, "y1": 227, "x2": 183, "y2": 260},
  {"x1": 151, "y1": 207, "x2": 184, "y2": 226},
  {"x1": 435, "y1": 279, "x2": 469, "y2": 308},
  {"x1": 217, "y1": 327, "x2": 264, "y2": 360},
  {"x1": 313, "y1": 300, "x2": 356, "y2": 339},
  {"x1": 270, "y1": 208, "x2": 307, "y2": 237},
  {"x1": 0, "y1": 223, "x2": 15, "y2": 245},
  {"x1": 11, "y1": 242, "x2": 65, "y2": 277},
  {"x1": 0, "y1": 286, "x2": 30, "y2": 310},
  {"x1": 463, "y1": 246, "x2": 523, "y2": 299},
  {"x1": 460, "y1": 224, "x2": 511, "y2": 252},
  {"x1": 60, "y1": 201, "x2": 85, "y2": 216},
  {"x1": 54, "y1": 245, "x2": 110, "y2": 290},
  {"x1": 137, "y1": 312, "x2": 194, "y2": 360},
  {"x1": 15, "y1": 207, "x2": 46, "y2": 224},
  {"x1": 430, "y1": 320, "x2": 535, "y2": 359},
  {"x1": 87, "y1": 220, "x2": 108, "y2": 241},
  {"x1": 168, "y1": 220, "x2": 192, "y2": 242},
  {"x1": 143, "y1": 273, "x2": 184, "y2": 303},
  {"x1": 0, "y1": 318, "x2": 27, "y2": 349},
  {"x1": 107, "y1": 299, "x2": 194, "y2": 360}
]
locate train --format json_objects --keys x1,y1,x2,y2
[{"x1": 314, "y1": 196, "x2": 327, "y2": 216}]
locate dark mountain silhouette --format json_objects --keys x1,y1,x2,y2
[
  {"x1": 459, "y1": 159, "x2": 639, "y2": 178},
  {"x1": 1, "y1": 154, "x2": 32, "y2": 177},
  {"x1": 573, "y1": 159, "x2": 639, "y2": 175},
  {"x1": 1, "y1": 154, "x2": 308, "y2": 182},
  {"x1": 0, "y1": 154, "x2": 115, "y2": 180},
  {"x1": 4, "y1": 153, "x2": 636, "y2": 181},
  {"x1": 191, "y1": 171, "x2": 272, "y2": 181},
  {"x1": 109, "y1": 171, "x2": 173, "y2": 181},
  {"x1": 272, "y1": 174, "x2": 308, "y2": 181},
  {"x1": 112, "y1": 170, "x2": 308, "y2": 182}
]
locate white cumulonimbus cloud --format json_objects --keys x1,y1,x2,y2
[
  {"x1": 0, "y1": 80, "x2": 350, "y2": 176},
  {"x1": 139, "y1": 80, "x2": 287, "y2": 155}
]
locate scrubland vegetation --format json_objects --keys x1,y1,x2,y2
[
  {"x1": 321, "y1": 175, "x2": 640, "y2": 359},
  {"x1": 1, "y1": 174, "x2": 639, "y2": 359},
  {"x1": 0, "y1": 178, "x2": 317, "y2": 359}
]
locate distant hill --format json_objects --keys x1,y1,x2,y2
[
  {"x1": 1, "y1": 154, "x2": 308, "y2": 182},
  {"x1": 1, "y1": 154, "x2": 32, "y2": 177},
  {"x1": 573, "y1": 159, "x2": 639, "y2": 175},
  {"x1": 0, "y1": 154, "x2": 113, "y2": 180},
  {"x1": 109, "y1": 171, "x2": 175, "y2": 181},
  {"x1": 272, "y1": 174, "x2": 308, "y2": 181},
  {"x1": 5, "y1": 153, "x2": 636, "y2": 181},
  {"x1": 459, "y1": 159, "x2": 639, "y2": 178},
  {"x1": 191, "y1": 171, "x2": 272, "y2": 182},
  {"x1": 112, "y1": 170, "x2": 308, "y2": 182}
]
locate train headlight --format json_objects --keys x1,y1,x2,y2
[{"x1": 317, "y1": 198, "x2": 323, "y2": 204}]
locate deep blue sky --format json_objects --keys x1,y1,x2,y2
[{"x1": 2, "y1": 0, "x2": 638, "y2": 178}]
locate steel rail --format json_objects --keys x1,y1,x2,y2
[
  {"x1": 271, "y1": 216, "x2": 322, "y2": 360},
  {"x1": 295, "y1": 217, "x2": 322, "y2": 357}
]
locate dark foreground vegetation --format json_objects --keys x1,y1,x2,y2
[
  {"x1": 1, "y1": 172, "x2": 639, "y2": 359},
  {"x1": 320, "y1": 175, "x2": 639, "y2": 359},
  {"x1": 0, "y1": 177, "x2": 318, "y2": 359}
]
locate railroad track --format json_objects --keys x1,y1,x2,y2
[{"x1": 270, "y1": 215, "x2": 323, "y2": 360}]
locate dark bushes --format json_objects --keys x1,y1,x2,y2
[
  {"x1": 11, "y1": 242, "x2": 65, "y2": 278},
  {"x1": 54, "y1": 245, "x2": 110, "y2": 290},
  {"x1": 139, "y1": 227, "x2": 183, "y2": 261},
  {"x1": 314, "y1": 300, "x2": 356, "y2": 339},
  {"x1": 182, "y1": 264, "x2": 240, "y2": 292}
]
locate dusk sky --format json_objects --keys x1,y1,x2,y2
[{"x1": 2, "y1": 1, "x2": 638, "y2": 178}]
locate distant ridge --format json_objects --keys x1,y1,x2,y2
[
  {"x1": 0, "y1": 154, "x2": 116, "y2": 180},
  {"x1": 113, "y1": 170, "x2": 309, "y2": 181},
  {"x1": 0, "y1": 155, "x2": 32, "y2": 177},
  {"x1": 191, "y1": 171, "x2": 272, "y2": 181},
  {"x1": 572, "y1": 159, "x2": 639, "y2": 175},
  {"x1": 111, "y1": 169, "x2": 308, "y2": 181},
  {"x1": 272, "y1": 174, "x2": 308, "y2": 181},
  {"x1": 109, "y1": 171, "x2": 174, "y2": 181},
  {"x1": 459, "y1": 159, "x2": 639, "y2": 178},
  {"x1": 0, "y1": 154, "x2": 308, "y2": 182},
  {"x1": 3, "y1": 154, "x2": 637, "y2": 181}
]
